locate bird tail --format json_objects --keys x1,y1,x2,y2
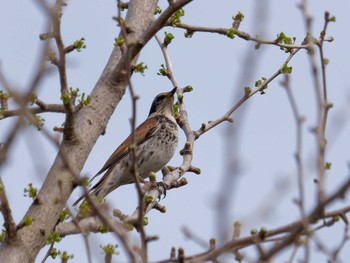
[
  {"x1": 72, "y1": 192, "x2": 88, "y2": 207},
  {"x1": 72, "y1": 173, "x2": 110, "y2": 206}
]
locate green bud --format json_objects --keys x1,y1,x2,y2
[
  {"x1": 250, "y1": 228, "x2": 258, "y2": 235},
  {"x1": 74, "y1": 37, "x2": 86, "y2": 52},
  {"x1": 133, "y1": 62, "x2": 148, "y2": 75},
  {"x1": 180, "y1": 177, "x2": 188, "y2": 185},
  {"x1": 114, "y1": 36, "x2": 125, "y2": 47},
  {"x1": 164, "y1": 32, "x2": 175, "y2": 46},
  {"x1": 0, "y1": 229, "x2": 6, "y2": 242},
  {"x1": 170, "y1": 8, "x2": 185, "y2": 27},
  {"x1": 226, "y1": 28, "x2": 236, "y2": 39},
  {"x1": 47, "y1": 230, "x2": 61, "y2": 245},
  {"x1": 59, "y1": 209, "x2": 70, "y2": 222},
  {"x1": 157, "y1": 64, "x2": 168, "y2": 76},
  {"x1": 149, "y1": 172, "x2": 157, "y2": 180},
  {"x1": 145, "y1": 195, "x2": 154, "y2": 203},
  {"x1": 173, "y1": 103, "x2": 179, "y2": 114},
  {"x1": 154, "y1": 6, "x2": 162, "y2": 15},
  {"x1": 192, "y1": 167, "x2": 201, "y2": 174},
  {"x1": 78, "y1": 201, "x2": 91, "y2": 216},
  {"x1": 30, "y1": 93, "x2": 38, "y2": 105},
  {"x1": 23, "y1": 183, "x2": 38, "y2": 200},
  {"x1": 102, "y1": 244, "x2": 119, "y2": 255},
  {"x1": 183, "y1": 85, "x2": 193, "y2": 92},
  {"x1": 259, "y1": 227, "x2": 268, "y2": 239},
  {"x1": 99, "y1": 225, "x2": 109, "y2": 233},
  {"x1": 281, "y1": 63, "x2": 292, "y2": 74},
  {"x1": 61, "y1": 93, "x2": 70, "y2": 105},
  {"x1": 61, "y1": 251, "x2": 74, "y2": 261},
  {"x1": 69, "y1": 87, "x2": 80, "y2": 97},
  {"x1": 234, "y1": 11, "x2": 245, "y2": 21},
  {"x1": 244, "y1": 87, "x2": 252, "y2": 96},
  {"x1": 184, "y1": 31, "x2": 193, "y2": 38}
]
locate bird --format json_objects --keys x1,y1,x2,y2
[{"x1": 73, "y1": 88, "x2": 178, "y2": 206}]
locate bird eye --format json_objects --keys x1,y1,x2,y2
[
  {"x1": 148, "y1": 92, "x2": 170, "y2": 116},
  {"x1": 149, "y1": 95, "x2": 163, "y2": 116},
  {"x1": 156, "y1": 95, "x2": 165, "y2": 102}
]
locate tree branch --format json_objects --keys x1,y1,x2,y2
[
  {"x1": 172, "y1": 22, "x2": 333, "y2": 49},
  {"x1": 156, "y1": 204, "x2": 350, "y2": 262},
  {"x1": 0, "y1": 178, "x2": 16, "y2": 240},
  {"x1": 51, "y1": 0, "x2": 77, "y2": 141},
  {"x1": 2, "y1": 104, "x2": 65, "y2": 119}
]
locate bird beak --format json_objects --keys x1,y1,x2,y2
[{"x1": 168, "y1": 87, "x2": 177, "y2": 97}]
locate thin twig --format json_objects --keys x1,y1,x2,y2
[
  {"x1": 84, "y1": 195, "x2": 137, "y2": 263},
  {"x1": 331, "y1": 225, "x2": 349, "y2": 262},
  {"x1": 64, "y1": 207, "x2": 92, "y2": 263},
  {"x1": 2, "y1": 104, "x2": 65, "y2": 119},
  {"x1": 158, "y1": 199, "x2": 350, "y2": 262},
  {"x1": 300, "y1": 0, "x2": 326, "y2": 205},
  {"x1": 261, "y1": 175, "x2": 350, "y2": 261},
  {"x1": 172, "y1": 23, "x2": 333, "y2": 50},
  {"x1": 194, "y1": 49, "x2": 300, "y2": 138},
  {"x1": 40, "y1": 243, "x2": 55, "y2": 263},
  {"x1": 51, "y1": 0, "x2": 76, "y2": 142},
  {"x1": 282, "y1": 74, "x2": 309, "y2": 260},
  {"x1": 0, "y1": 178, "x2": 16, "y2": 239}
]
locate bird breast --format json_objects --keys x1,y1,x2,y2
[{"x1": 137, "y1": 117, "x2": 178, "y2": 178}]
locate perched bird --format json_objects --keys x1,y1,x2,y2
[{"x1": 73, "y1": 88, "x2": 178, "y2": 206}]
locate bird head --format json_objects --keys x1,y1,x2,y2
[{"x1": 148, "y1": 87, "x2": 177, "y2": 119}]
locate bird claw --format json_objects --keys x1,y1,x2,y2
[{"x1": 156, "y1": 182, "x2": 167, "y2": 200}]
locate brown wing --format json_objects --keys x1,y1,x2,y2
[{"x1": 90, "y1": 117, "x2": 159, "y2": 182}]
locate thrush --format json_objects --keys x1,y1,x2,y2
[{"x1": 73, "y1": 88, "x2": 178, "y2": 206}]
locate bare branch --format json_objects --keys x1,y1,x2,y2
[
  {"x1": 51, "y1": 0, "x2": 76, "y2": 141},
  {"x1": 157, "y1": 203, "x2": 350, "y2": 262},
  {"x1": 2, "y1": 104, "x2": 65, "y2": 119},
  {"x1": 282, "y1": 74, "x2": 306, "y2": 213},
  {"x1": 0, "y1": 178, "x2": 16, "y2": 239},
  {"x1": 172, "y1": 23, "x2": 333, "y2": 50},
  {"x1": 194, "y1": 50, "x2": 299, "y2": 138}
]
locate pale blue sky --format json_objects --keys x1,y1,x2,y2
[{"x1": 1, "y1": 0, "x2": 350, "y2": 262}]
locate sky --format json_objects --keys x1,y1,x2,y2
[{"x1": 1, "y1": 0, "x2": 350, "y2": 262}]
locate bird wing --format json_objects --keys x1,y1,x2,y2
[{"x1": 90, "y1": 116, "x2": 159, "y2": 182}]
